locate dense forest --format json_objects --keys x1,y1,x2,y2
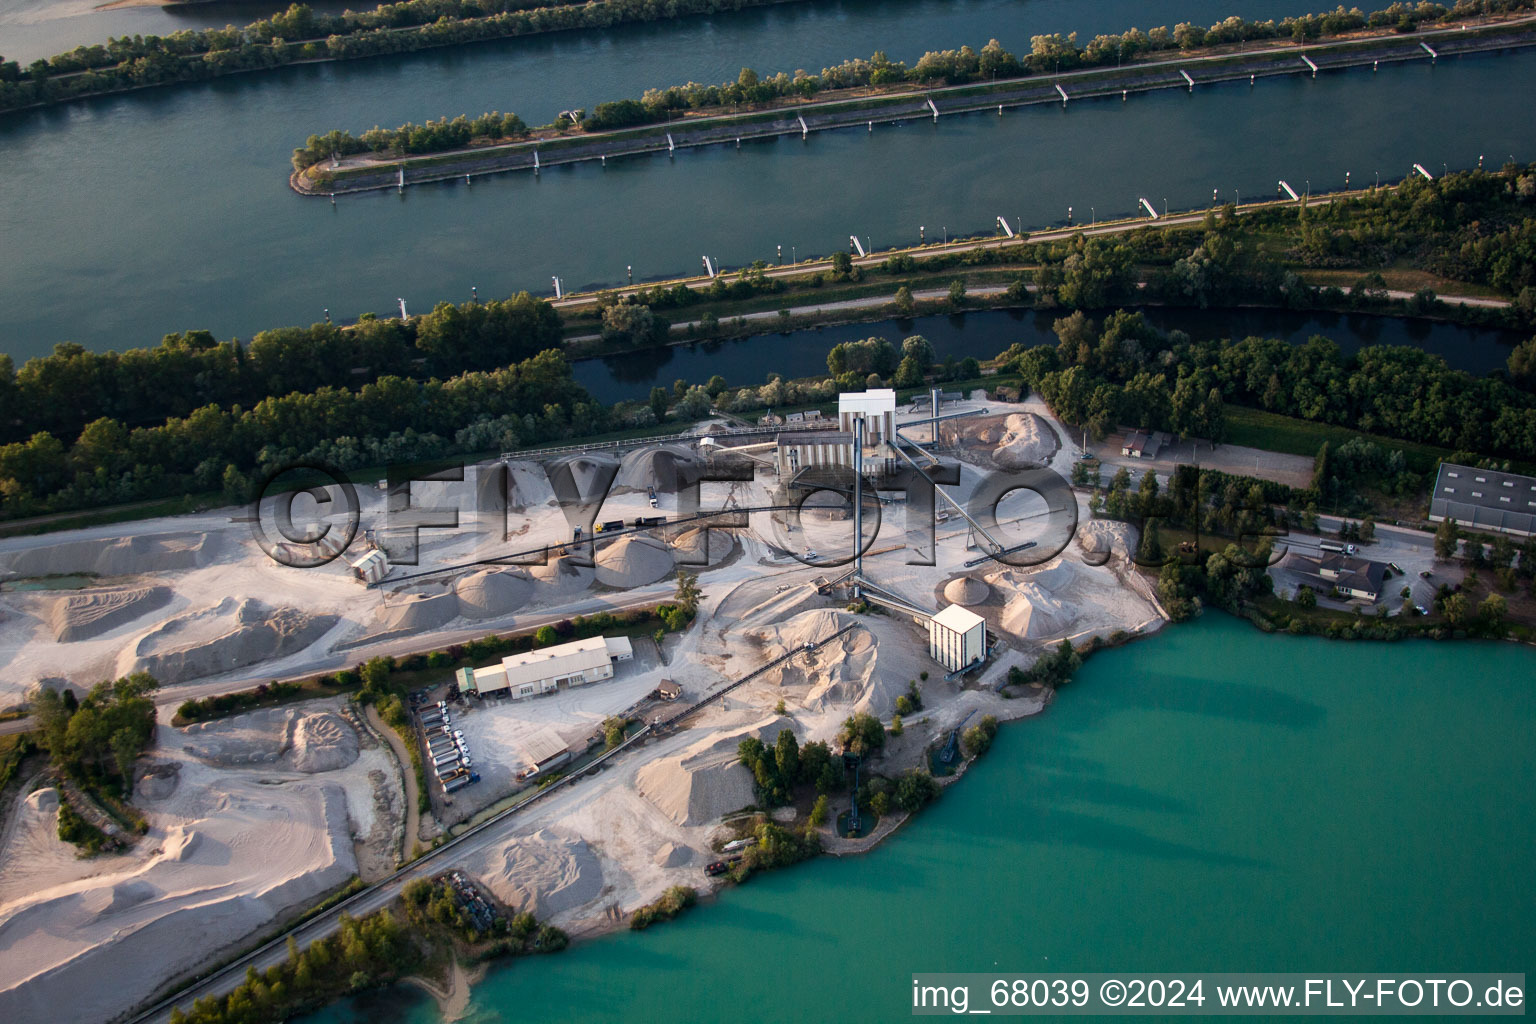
[
  {"x1": 0, "y1": 292, "x2": 558, "y2": 446},
  {"x1": 287, "y1": 0, "x2": 1536, "y2": 165},
  {"x1": 1002, "y1": 305, "x2": 1536, "y2": 461},
  {"x1": 0, "y1": 346, "x2": 602, "y2": 519}
]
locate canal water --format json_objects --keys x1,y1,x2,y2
[
  {"x1": 298, "y1": 614, "x2": 1536, "y2": 1024},
  {"x1": 572, "y1": 307, "x2": 1532, "y2": 404},
  {"x1": 2, "y1": 0, "x2": 1533, "y2": 358}
]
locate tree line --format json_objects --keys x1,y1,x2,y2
[
  {"x1": 0, "y1": 292, "x2": 558, "y2": 447},
  {"x1": 0, "y1": 0, "x2": 821, "y2": 114},
  {"x1": 1002, "y1": 305, "x2": 1536, "y2": 463},
  {"x1": 0, "y1": 346, "x2": 601, "y2": 520}
]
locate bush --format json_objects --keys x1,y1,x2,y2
[
  {"x1": 961, "y1": 715, "x2": 999, "y2": 757},
  {"x1": 630, "y1": 885, "x2": 698, "y2": 930},
  {"x1": 894, "y1": 770, "x2": 941, "y2": 813}
]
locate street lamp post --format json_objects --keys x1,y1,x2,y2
[
  {"x1": 920, "y1": 225, "x2": 925, "y2": 244},
  {"x1": 1090, "y1": 206, "x2": 1095, "y2": 227}
]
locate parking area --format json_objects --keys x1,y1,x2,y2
[
  {"x1": 426, "y1": 637, "x2": 668, "y2": 816},
  {"x1": 1269, "y1": 525, "x2": 1443, "y2": 614},
  {"x1": 1089, "y1": 431, "x2": 1316, "y2": 490}
]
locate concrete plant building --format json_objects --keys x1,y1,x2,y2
[
  {"x1": 775, "y1": 430, "x2": 853, "y2": 478},
  {"x1": 838, "y1": 388, "x2": 897, "y2": 444},
  {"x1": 1429, "y1": 463, "x2": 1536, "y2": 537},
  {"x1": 459, "y1": 635, "x2": 633, "y2": 699},
  {"x1": 928, "y1": 604, "x2": 986, "y2": 673}
]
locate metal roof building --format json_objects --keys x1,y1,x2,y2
[
  {"x1": 1429, "y1": 463, "x2": 1536, "y2": 537},
  {"x1": 463, "y1": 635, "x2": 633, "y2": 700}
]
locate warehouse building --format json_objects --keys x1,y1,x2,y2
[
  {"x1": 459, "y1": 635, "x2": 633, "y2": 699},
  {"x1": 1429, "y1": 463, "x2": 1536, "y2": 537},
  {"x1": 928, "y1": 604, "x2": 986, "y2": 673}
]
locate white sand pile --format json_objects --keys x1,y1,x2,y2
[
  {"x1": 49, "y1": 585, "x2": 173, "y2": 642},
  {"x1": 992, "y1": 413, "x2": 1056, "y2": 468},
  {"x1": 0, "y1": 780, "x2": 355, "y2": 1024},
  {"x1": 670, "y1": 527, "x2": 734, "y2": 568},
  {"x1": 88, "y1": 880, "x2": 158, "y2": 917},
  {"x1": 529, "y1": 553, "x2": 597, "y2": 596},
  {"x1": 181, "y1": 708, "x2": 357, "y2": 774},
  {"x1": 506, "y1": 460, "x2": 556, "y2": 509},
  {"x1": 1077, "y1": 519, "x2": 1135, "y2": 561},
  {"x1": 595, "y1": 534, "x2": 675, "y2": 588},
  {"x1": 125, "y1": 599, "x2": 337, "y2": 684},
  {"x1": 287, "y1": 713, "x2": 360, "y2": 774},
  {"x1": 995, "y1": 585, "x2": 1069, "y2": 638},
  {"x1": 721, "y1": 581, "x2": 825, "y2": 634},
  {"x1": 454, "y1": 569, "x2": 532, "y2": 619},
  {"x1": 136, "y1": 765, "x2": 179, "y2": 802},
  {"x1": 986, "y1": 558, "x2": 1157, "y2": 643},
  {"x1": 161, "y1": 826, "x2": 201, "y2": 863},
  {"x1": 635, "y1": 723, "x2": 771, "y2": 826},
  {"x1": 943, "y1": 575, "x2": 990, "y2": 605},
  {"x1": 652, "y1": 842, "x2": 695, "y2": 868},
  {"x1": 23, "y1": 788, "x2": 58, "y2": 815},
  {"x1": 749, "y1": 609, "x2": 925, "y2": 718},
  {"x1": 466, "y1": 828, "x2": 603, "y2": 919},
  {"x1": 0, "y1": 531, "x2": 221, "y2": 578},
  {"x1": 615, "y1": 444, "x2": 695, "y2": 494},
  {"x1": 377, "y1": 590, "x2": 459, "y2": 632}
]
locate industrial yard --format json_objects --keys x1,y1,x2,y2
[{"x1": 0, "y1": 388, "x2": 1173, "y2": 1019}]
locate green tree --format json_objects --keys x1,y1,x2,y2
[
  {"x1": 889, "y1": 713, "x2": 904, "y2": 736},
  {"x1": 830, "y1": 250, "x2": 853, "y2": 276},
  {"x1": 534, "y1": 625, "x2": 558, "y2": 646},
  {"x1": 808, "y1": 794, "x2": 829, "y2": 826},
  {"x1": 948, "y1": 279, "x2": 967, "y2": 305},
  {"x1": 649, "y1": 386, "x2": 669, "y2": 423},
  {"x1": 894, "y1": 286, "x2": 915, "y2": 315},
  {"x1": 894, "y1": 770, "x2": 940, "y2": 812},
  {"x1": 1434, "y1": 518, "x2": 1461, "y2": 559},
  {"x1": 836, "y1": 712, "x2": 885, "y2": 757},
  {"x1": 673, "y1": 569, "x2": 701, "y2": 612}
]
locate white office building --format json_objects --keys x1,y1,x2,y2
[
  {"x1": 461, "y1": 635, "x2": 633, "y2": 699},
  {"x1": 928, "y1": 604, "x2": 986, "y2": 672}
]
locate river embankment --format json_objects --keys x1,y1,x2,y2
[{"x1": 292, "y1": 17, "x2": 1536, "y2": 195}]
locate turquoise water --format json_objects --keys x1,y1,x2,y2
[{"x1": 302, "y1": 615, "x2": 1536, "y2": 1023}]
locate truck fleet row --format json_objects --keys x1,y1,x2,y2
[{"x1": 419, "y1": 699, "x2": 480, "y2": 794}]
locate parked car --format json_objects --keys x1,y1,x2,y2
[
  {"x1": 1389, "y1": 562, "x2": 1404, "y2": 574},
  {"x1": 1420, "y1": 570, "x2": 1433, "y2": 578}
]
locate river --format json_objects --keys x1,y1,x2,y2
[
  {"x1": 572, "y1": 307, "x2": 1532, "y2": 404},
  {"x1": 297, "y1": 614, "x2": 1536, "y2": 1023},
  {"x1": 2, "y1": 0, "x2": 1533, "y2": 359}
]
